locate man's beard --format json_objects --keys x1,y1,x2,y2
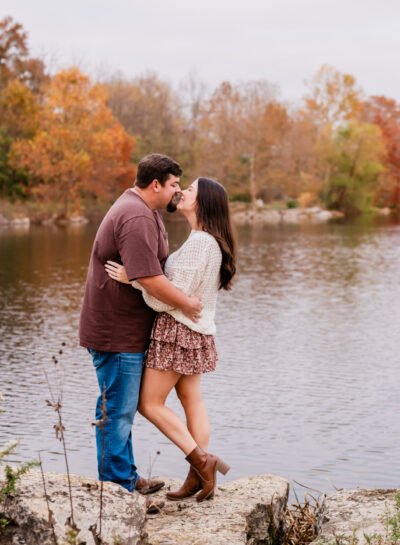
[{"x1": 166, "y1": 192, "x2": 182, "y2": 213}]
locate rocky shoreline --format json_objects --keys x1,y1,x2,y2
[
  {"x1": 0, "y1": 202, "x2": 395, "y2": 229},
  {"x1": 0, "y1": 468, "x2": 398, "y2": 545},
  {"x1": 0, "y1": 213, "x2": 89, "y2": 228},
  {"x1": 230, "y1": 204, "x2": 346, "y2": 225}
]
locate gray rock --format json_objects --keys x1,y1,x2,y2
[
  {"x1": 143, "y1": 474, "x2": 289, "y2": 545},
  {"x1": 233, "y1": 209, "x2": 281, "y2": 225},
  {"x1": 0, "y1": 214, "x2": 9, "y2": 225},
  {"x1": 312, "y1": 488, "x2": 400, "y2": 545},
  {"x1": 312, "y1": 210, "x2": 334, "y2": 222},
  {"x1": 10, "y1": 217, "x2": 30, "y2": 225},
  {"x1": 261, "y1": 210, "x2": 282, "y2": 224},
  {"x1": 69, "y1": 216, "x2": 89, "y2": 224},
  {"x1": 0, "y1": 469, "x2": 146, "y2": 545},
  {"x1": 281, "y1": 209, "x2": 302, "y2": 223}
]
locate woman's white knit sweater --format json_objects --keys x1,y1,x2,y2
[{"x1": 132, "y1": 230, "x2": 222, "y2": 335}]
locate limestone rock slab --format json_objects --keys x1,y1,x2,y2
[
  {"x1": 143, "y1": 474, "x2": 289, "y2": 545},
  {"x1": 313, "y1": 488, "x2": 399, "y2": 545},
  {"x1": 0, "y1": 469, "x2": 146, "y2": 545}
]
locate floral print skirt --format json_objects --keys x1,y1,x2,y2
[{"x1": 145, "y1": 312, "x2": 218, "y2": 375}]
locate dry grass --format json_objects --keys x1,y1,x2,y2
[{"x1": 283, "y1": 488, "x2": 321, "y2": 545}]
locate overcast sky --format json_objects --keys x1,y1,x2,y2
[{"x1": 4, "y1": 0, "x2": 400, "y2": 103}]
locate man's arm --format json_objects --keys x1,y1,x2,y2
[{"x1": 137, "y1": 275, "x2": 202, "y2": 322}]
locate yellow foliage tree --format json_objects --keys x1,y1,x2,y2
[
  {"x1": 304, "y1": 64, "x2": 363, "y2": 129},
  {"x1": 0, "y1": 79, "x2": 39, "y2": 139},
  {"x1": 11, "y1": 68, "x2": 134, "y2": 215}
]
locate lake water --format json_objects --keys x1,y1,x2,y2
[{"x1": 1, "y1": 216, "x2": 400, "y2": 498}]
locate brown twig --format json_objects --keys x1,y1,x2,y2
[
  {"x1": 44, "y1": 344, "x2": 78, "y2": 532},
  {"x1": 292, "y1": 480, "x2": 323, "y2": 494},
  {"x1": 91, "y1": 382, "x2": 108, "y2": 541},
  {"x1": 38, "y1": 452, "x2": 58, "y2": 545},
  {"x1": 89, "y1": 524, "x2": 103, "y2": 544},
  {"x1": 99, "y1": 382, "x2": 107, "y2": 537},
  {"x1": 325, "y1": 477, "x2": 342, "y2": 491},
  {"x1": 147, "y1": 450, "x2": 161, "y2": 482}
]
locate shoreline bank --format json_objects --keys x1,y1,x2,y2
[
  {"x1": 0, "y1": 199, "x2": 395, "y2": 229},
  {"x1": 1, "y1": 467, "x2": 398, "y2": 545}
]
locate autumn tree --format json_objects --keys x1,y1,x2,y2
[
  {"x1": 11, "y1": 67, "x2": 134, "y2": 215},
  {"x1": 0, "y1": 16, "x2": 48, "y2": 92},
  {"x1": 195, "y1": 80, "x2": 289, "y2": 203},
  {"x1": 0, "y1": 79, "x2": 39, "y2": 139},
  {"x1": 304, "y1": 64, "x2": 363, "y2": 130},
  {"x1": 361, "y1": 96, "x2": 400, "y2": 208},
  {"x1": 104, "y1": 72, "x2": 183, "y2": 162},
  {"x1": 0, "y1": 17, "x2": 49, "y2": 198},
  {"x1": 277, "y1": 109, "x2": 325, "y2": 199},
  {"x1": 318, "y1": 121, "x2": 386, "y2": 213}
]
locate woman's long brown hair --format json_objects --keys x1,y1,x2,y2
[{"x1": 196, "y1": 177, "x2": 237, "y2": 290}]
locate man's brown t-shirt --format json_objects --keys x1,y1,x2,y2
[{"x1": 79, "y1": 189, "x2": 169, "y2": 353}]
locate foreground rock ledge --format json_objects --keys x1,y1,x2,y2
[
  {"x1": 311, "y1": 488, "x2": 400, "y2": 545},
  {"x1": 0, "y1": 471, "x2": 289, "y2": 545},
  {"x1": 0, "y1": 469, "x2": 146, "y2": 545},
  {"x1": 143, "y1": 474, "x2": 289, "y2": 545}
]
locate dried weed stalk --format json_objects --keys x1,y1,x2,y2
[
  {"x1": 44, "y1": 344, "x2": 81, "y2": 538},
  {"x1": 38, "y1": 452, "x2": 58, "y2": 545},
  {"x1": 284, "y1": 487, "x2": 320, "y2": 545},
  {"x1": 91, "y1": 382, "x2": 108, "y2": 541}
]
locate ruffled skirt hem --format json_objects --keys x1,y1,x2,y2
[{"x1": 145, "y1": 313, "x2": 217, "y2": 375}]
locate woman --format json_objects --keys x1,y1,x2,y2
[{"x1": 104, "y1": 177, "x2": 236, "y2": 502}]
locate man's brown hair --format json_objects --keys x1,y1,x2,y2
[{"x1": 135, "y1": 154, "x2": 182, "y2": 188}]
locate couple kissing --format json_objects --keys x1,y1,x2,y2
[{"x1": 79, "y1": 153, "x2": 236, "y2": 512}]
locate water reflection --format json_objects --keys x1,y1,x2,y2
[{"x1": 1, "y1": 217, "x2": 400, "y2": 496}]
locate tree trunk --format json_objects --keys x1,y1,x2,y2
[{"x1": 249, "y1": 152, "x2": 257, "y2": 207}]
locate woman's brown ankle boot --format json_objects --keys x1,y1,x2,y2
[
  {"x1": 185, "y1": 446, "x2": 230, "y2": 502},
  {"x1": 166, "y1": 466, "x2": 202, "y2": 501}
]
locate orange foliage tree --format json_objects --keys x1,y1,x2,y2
[
  {"x1": 0, "y1": 16, "x2": 48, "y2": 92},
  {"x1": 361, "y1": 96, "x2": 400, "y2": 208},
  {"x1": 11, "y1": 68, "x2": 135, "y2": 215},
  {"x1": 195, "y1": 80, "x2": 289, "y2": 203}
]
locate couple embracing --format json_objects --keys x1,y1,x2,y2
[{"x1": 79, "y1": 154, "x2": 236, "y2": 511}]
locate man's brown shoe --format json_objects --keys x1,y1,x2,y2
[
  {"x1": 135, "y1": 476, "x2": 165, "y2": 495},
  {"x1": 145, "y1": 496, "x2": 165, "y2": 514}
]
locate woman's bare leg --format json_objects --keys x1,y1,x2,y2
[
  {"x1": 175, "y1": 374, "x2": 210, "y2": 451},
  {"x1": 138, "y1": 368, "x2": 197, "y2": 455}
]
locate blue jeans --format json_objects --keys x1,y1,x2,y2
[{"x1": 88, "y1": 349, "x2": 144, "y2": 491}]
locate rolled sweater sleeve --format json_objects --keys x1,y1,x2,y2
[{"x1": 132, "y1": 234, "x2": 209, "y2": 312}]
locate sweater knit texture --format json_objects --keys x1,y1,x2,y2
[{"x1": 132, "y1": 230, "x2": 222, "y2": 334}]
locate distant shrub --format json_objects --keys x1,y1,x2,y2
[
  {"x1": 287, "y1": 199, "x2": 298, "y2": 209},
  {"x1": 230, "y1": 193, "x2": 252, "y2": 203}
]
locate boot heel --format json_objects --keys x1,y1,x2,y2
[{"x1": 216, "y1": 458, "x2": 230, "y2": 475}]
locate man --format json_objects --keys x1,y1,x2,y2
[{"x1": 79, "y1": 154, "x2": 202, "y2": 511}]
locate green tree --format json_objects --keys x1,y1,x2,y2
[
  {"x1": 0, "y1": 129, "x2": 29, "y2": 198},
  {"x1": 319, "y1": 121, "x2": 386, "y2": 213}
]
